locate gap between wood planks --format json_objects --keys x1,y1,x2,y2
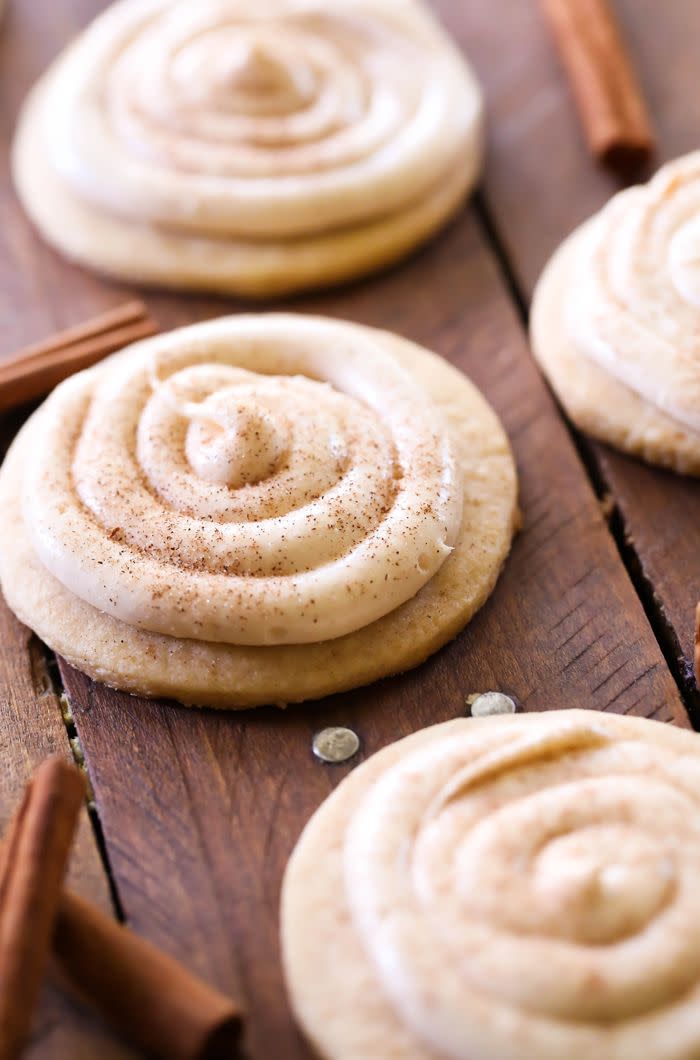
[
  {"x1": 472, "y1": 189, "x2": 700, "y2": 729},
  {"x1": 0, "y1": 424, "x2": 127, "y2": 923},
  {"x1": 42, "y1": 646, "x2": 126, "y2": 922}
]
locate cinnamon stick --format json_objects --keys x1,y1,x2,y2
[
  {"x1": 0, "y1": 301, "x2": 152, "y2": 369},
  {"x1": 0, "y1": 302, "x2": 157, "y2": 413},
  {"x1": 0, "y1": 757, "x2": 85, "y2": 1060},
  {"x1": 539, "y1": 0, "x2": 655, "y2": 170},
  {"x1": 0, "y1": 757, "x2": 244, "y2": 1059},
  {"x1": 53, "y1": 892, "x2": 244, "y2": 1060}
]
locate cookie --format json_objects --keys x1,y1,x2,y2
[
  {"x1": 531, "y1": 154, "x2": 700, "y2": 475},
  {"x1": 13, "y1": 0, "x2": 483, "y2": 298},
  {"x1": 283, "y1": 708, "x2": 700, "y2": 1059},
  {"x1": 0, "y1": 314, "x2": 517, "y2": 708}
]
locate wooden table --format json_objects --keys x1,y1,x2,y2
[{"x1": 0, "y1": 1, "x2": 697, "y2": 1055}]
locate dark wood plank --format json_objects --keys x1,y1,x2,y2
[
  {"x1": 450, "y1": 0, "x2": 700, "y2": 695},
  {"x1": 64, "y1": 210, "x2": 688, "y2": 1058},
  {"x1": 0, "y1": 1, "x2": 690, "y2": 1057}
]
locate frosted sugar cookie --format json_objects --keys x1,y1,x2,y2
[
  {"x1": 283, "y1": 708, "x2": 700, "y2": 1059},
  {"x1": 0, "y1": 314, "x2": 517, "y2": 708},
  {"x1": 531, "y1": 153, "x2": 700, "y2": 474},
  {"x1": 13, "y1": 0, "x2": 483, "y2": 297}
]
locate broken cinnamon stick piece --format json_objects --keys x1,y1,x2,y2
[
  {"x1": 0, "y1": 301, "x2": 157, "y2": 413},
  {"x1": 539, "y1": 0, "x2": 655, "y2": 171},
  {"x1": 0, "y1": 301, "x2": 152, "y2": 369},
  {"x1": 0, "y1": 757, "x2": 85, "y2": 1060},
  {"x1": 53, "y1": 891, "x2": 245, "y2": 1060}
]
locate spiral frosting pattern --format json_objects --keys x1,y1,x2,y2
[
  {"x1": 20, "y1": 315, "x2": 461, "y2": 646},
  {"x1": 283, "y1": 710, "x2": 700, "y2": 1060},
  {"x1": 0, "y1": 314, "x2": 516, "y2": 707},
  {"x1": 531, "y1": 152, "x2": 700, "y2": 473},
  {"x1": 570, "y1": 156, "x2": 700, "y2": 433},
  {"x1": 13, "y1": 0, "x2": 483, "y2": 296}
]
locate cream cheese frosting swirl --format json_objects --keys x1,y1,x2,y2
[
  {"x1": 0, "y1": 314, "x2": 517, "y2": 707},
  {"x1": 21, "y1": 315, "x2": 461, "y2": 646},
  {"x1": 12, "y1": 0, "x2": 483, "y2": 296},
  {"x1": 562, "y1": 153, "x2": 700, "y2": 433},
  {"x1": 283, "y1": 710, "x2": 700, "y2": 1060}
]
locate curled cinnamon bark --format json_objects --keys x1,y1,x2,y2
[
  {"x1": 53, "y1": 891, "x2": 244, "y2": 1060},
  {"x1": 0, "y1": 757, "x2": 85, "y2": 1060},
  {"x1": 0, "y1": 756, "x2": 244, "y2": 1059},
  {"x1": 0, "y1": 301, "x2": 157, "y2": 413}
]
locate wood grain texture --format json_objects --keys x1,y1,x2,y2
[
  {"x1": 62, "y1": 209, "x2": 688, "y2": 1057},
  {"x1": 0, "y1": 428, "x2": 133, "y2": 1059},
  {"x1": 449, "y1": 0, "x2": 700, "y2": 697},
  {"x1": 0, "y1": 1, "x2": 691, "y2": 1057}
]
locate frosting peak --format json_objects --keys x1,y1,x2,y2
[
  {"x1": 227, "y1": 38, "x2": 299, "y2": 93},
  {"x1": 184, "y1": 390, "x2": 287, "y2": 488}
]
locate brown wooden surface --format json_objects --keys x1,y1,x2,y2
[
  {"x1": 0, "y1": 1, "x2": 696, "y2": 1057},
  {"x1": 0, "y1": 417, "x2": 133, "y2": 1058},
  {"x1": 454, "y1": 0, "x2": 700, "y2": 704}
]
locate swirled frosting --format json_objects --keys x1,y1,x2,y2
[
  {"x1": 283, "y1": 709, "x2": 700, "y2": 1060},
  {"x1": 0, "y1": 316, "x2": 516, "y2": 707},
  {"x1": 12, "y1": 0, "x2": 483, "y2": 295},
  {"x1": 20, "y1": 315, "x2": 462, "y2": 647},
  {"x1": 564, "y1": 153, "x2": 700, "y2": 433}
]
